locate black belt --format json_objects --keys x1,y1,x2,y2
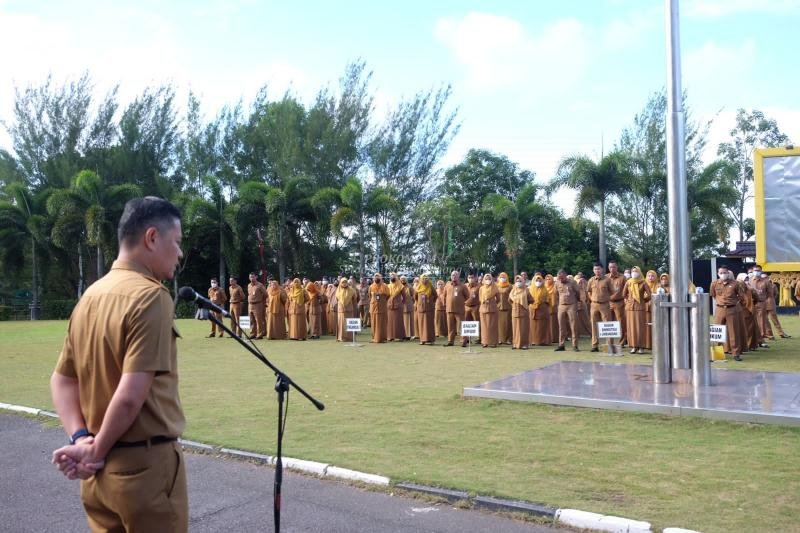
[
  {"x1": 113, "y1": 436, "x2": 176, "y2": 449},
  {"x1": 716, "y1": 304, "x2": 738, "y2": 308}
]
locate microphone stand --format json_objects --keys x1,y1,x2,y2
[{"x1": 200, "y1": 308, "x2": 325, "y2": 533}]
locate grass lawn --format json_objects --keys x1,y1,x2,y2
[{"x1": 2, "y1": 315, "x2": 800, "y2": 532}]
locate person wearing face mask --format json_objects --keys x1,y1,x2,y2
[
  {"x1": 529, "y1": 274, "x2": 552, "y2": 346},
  {"x1": 658, "y1": 273, "x2": 671, "y2": 293},
  {"x1": 554, "y1": 269, "x2": 583, "y2": 351},
  {"x1": 624, "y1": 269, "x2": 631, "y2": 280},
  {"x1": 386, "y1": 273, "x2": 407, "y2": 341},
  {"x1": 206, "y1": 278, "x2": 228, "y2": 338},
  {"x1": 544, "y1": 274, "x2": 559, "y2": 344},
  {"x1": 587, "y1": 262, "x2": 613, "y2": 352},
  {"x1": 495, "y1": 272, "x2": 512, "y2": 345},
  {"x1": 266, "y1": 280, "x2": 287, "y2": 339},
  {"x1": 759, "y1": 268, "x2": 790, "y2": 339},
  {"x1": 622, "y1": 266, "x2": 651, "y2": 354},
  {"x1": 435, "y1": 279, "x2": 447, "y2": 338},
  {"x1": 606, "y1": 260, "x2": 627, "y2": 347},
  {"x1": 336, "y1": 277, "x2": 358, "y2": 341},
  {"x1": 414, "y1": 274, "x2": 437, "y2": 345},
  {"x1": 401, "y1": 276, "x2": 416, "y2": 341},
  {"x1": 509, "y1": 275, "x2": 533, "y2": 349},
  {"x1": 709, "y1": 267, "x2": 745, "y2": 360},
  {"x1": 464, "y1": 274, "x2": 480, "y2": 322},
  {"x1": 644, "y1": 270, "x2": 659, "y2": 350},
  {"x1": 369, "y1": 273, "x2": 390, "y2": 342},
  {"x1": 444, "y1": 270, "x2": 471, "y2": 347},
  {"x1": 478, "y1": 274, "x2": 500, "y2": 348},
  {"x1": 287, "y1": 278, "x2": 308, "y2": 341}
]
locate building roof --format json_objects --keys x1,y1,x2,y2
[{"x1": 726, "y1": 241, "x2": 756, "y2": 258}]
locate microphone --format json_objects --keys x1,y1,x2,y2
[{"x1": 178, "y1": 286, "x2": 230, "y2": 317}]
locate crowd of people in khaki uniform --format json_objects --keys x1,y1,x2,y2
[{"x1": 205, "y1": 261, "x2": 795, "y2": 360}]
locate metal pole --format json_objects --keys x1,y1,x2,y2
[
  {"x1": 690, "y1": 292, "x2": 712, "y2": 386},
  {"x1": 666, "y1": 0, "x2": 691, "y2": 369},
  {"x1": 652, "y1": 292, "x2": 671, "y2": 384}
]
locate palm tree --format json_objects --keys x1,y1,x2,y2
[
  {"x1": 548, "y1": 151, "x2": 635, "y2": 267},
  {"x1": 482, "y1": 183, "x2": 542, "y2": 276},
  {"x1": 331, "y1": 176, "x2": 398, "y2": 279},
  {"x1": 0, "y1": 184, "x2": 52, "y2": 319},
  {"x1": 46, "y1": 170, "x2": 140, "y2": 283},
  {"x1": 183, "y1": 176, "x2": 235, "y2": 288}
]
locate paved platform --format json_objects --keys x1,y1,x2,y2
[{"x1": 463, "y1": 361, "x2": 800, "y2": 426}]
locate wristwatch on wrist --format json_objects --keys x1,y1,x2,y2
[{"x1": 69, "y1": 428, "x2": 94, "y2": 444}]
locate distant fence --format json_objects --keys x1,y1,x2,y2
[{"x1": 0, "y1": 299, "x2": 77, "y2": 321}]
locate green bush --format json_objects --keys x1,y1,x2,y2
[
  {"x1": 0, "y1": 305, "x2": 11, "y2": 321},
  {"x1": 41, "y1": 300, "x2": 78, "y2": 320}
]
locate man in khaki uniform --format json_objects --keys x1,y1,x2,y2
[
  {"x1": 444, "y1": 270, "x2": 471, "y2": 347},
  {"x1": 587, "y1": 262, "x2": 613, "y2": 352},
  {"x1": 207, "y1": 278, "x2": 227, "y2": 337},
  {"x1": 358, "y1": 277, "x2": 370, "y2": 327},
  {"x1": 754, "y1": 266, "x2": 790, "y2": 339},
  {"x1": 50, "y1": 197, "x2": 188, "y2": 532},
  {"x1": 247, "y1": 272, "x2": 267, "y2": 339},
  {"x1": 228, "y1": 276, "x2": 245, "y2": 336},
  {"x1": 710, "y1": 266, "x2": 745, "y2": 360},
  {"x1": 606, "y1": 260, "x2": 627, "y2": 346},
  {"x1": 464, "y1": 273, "x2": 480, "y2": 322},
  {"x1": 554, "y1": 269, "x2": 583, "y2": 351}
]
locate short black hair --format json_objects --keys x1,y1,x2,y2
[
  {"x1": 608, "y1": 259, "x2": 618, "y2": 266},
  {"x1": 593, "y1": 262, "x2": 603, "y2": 268},
  {"x1": 117, "y1": 197, "x2": 181, "y2": 247},
  {"x1": 229, "y1": 276, "x2": 238, "y2": 282}
]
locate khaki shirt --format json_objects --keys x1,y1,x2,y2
[
  {"x1": 606, "y1": 273, "x2": 626, "y2": 302},
  {"x1": 496, "y1": 285, "x2": 511, "y2": 311},
  {"x1": 228, "y1": 285, "x2": 245, "y2": 304},
  {"x1": 587, "y1": 276, "x2": 612, "y2": 303},
  {"x1": 208, "y1": 286, "x2": 227, "y2": 305},
  {"x1": 465, "y1": 282, "x2": 480, "y2": 308},
  {"x1": 710, "y1": 279, "x2": 743, "y2": 307},
  {"x1": 554, "y1": 278, "x2": 581, "y2": 306},
  {"x1": 55, "y1": 259, "x2": 184, "y2": 441},
  {"x1": 444, "y1": 281, "x2": 471, "y2": 313},
  {"x1": 248, "y1": 282, "x2": 267, "y2": 304},
  {"x1": 358, "y1": 285, "x2": 370, "y2": 306}
]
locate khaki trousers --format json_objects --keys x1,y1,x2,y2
[
  {"x1": 210, "y1": 311, "x2": 224, "y2": 336},
  {"x1": 229, "y1": 302, "x2": 243, "y2": 336},
  {"x1": 447, "y1": 311, "x2": 467, "y2": 344},
  {"x1": 768, "y1": 309, "x2": 785, "y2": 337},
  {"x1": 81, "y1": 441, "x2": 187, "y2": 533},
  {"x1": 589, "y1": 301, "x2": 612, "y2": 347},
  {"x1": 714, "y1": 305, "x2": 743, "y2": 356},
  {"x1": 609, "y1": 300, "x2": 626, "y2": 344},
  {"x1": 558, "y1": 303, "x2": 579, "y2": 347},
  {"x1": 249, "y1": 302, "x2": 266, "y2": 338}
]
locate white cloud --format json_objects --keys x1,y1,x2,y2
[
  {"x1": 684, "y1": 0, "x2": 800, "y2": 18},
  {"x1": 684, "y1": 39, "x2": 757, "y2": 96},
  {"x1": 601, "y1": 6, "x2": 661, "y2": 51},
  {"x1": 434, "y1": 12, "x2": 589, "y2": 93}
]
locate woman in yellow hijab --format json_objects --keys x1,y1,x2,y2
[
  {"x1": 414, "y1": 274, "x2": 437, "y2": 345},
  {"x1": 386, "y1": 272, "x2": 407, "y2": 341},
  {"x1": 478, "y1": 273, "x2": 499, "y2": 347},
  {"x1": 335, "y1": 277, "x2": 358, "y2": 341},
  {"x1": 621, "y1": 266, "x2": 651, "y2": 354},
  {"x1": 305, "y1": 281, "x2": 323, "y2": 339},
  {"x1": 509, "y1": 274, "x2": 533, "y2": 349},
  {"x1": 495, "y1": 272, "x2": 512, "y2": 345},
  {"x1": 644, "y1": 270, "x2": 659, "y2": 350},
  {"x1": 544, "y1": 274, "x2": 558, "y2": 345},
  {"x1": 288, "y1": 278, "x2": 308, "y2": 340},
  {"x1": 529, "y1": 274, "x2": 552, "y2": 346},
  {"x1": 266, "y1": 280, "x2": 288, "y2": 340},
  {"x1": 658, "y1": 273, "x2": 671, "y2": 293},
  {"x1": 369, "y1": 273, "x2": 390, "y2": 343}
]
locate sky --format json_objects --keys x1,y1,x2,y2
[{"x1": 1, "y1": 0, "x2": 799, "y2": 225}]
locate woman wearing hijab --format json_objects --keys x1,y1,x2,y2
[
  {"x1": 369, "y1": 273, "x2": 390, "y2": 343},
  {"x1": 287, "y1": 278, "x2": 309, "y2": 340},
  {"x1": 545, "y1": 274, "x2": 558, "y2": 344},
  {"x1": 737, "y1": 273, "x2": 760, "y2": 351},
  {"x1": 529, "y1": 274, "x2": 552, "y2": 345},
  {"x1": 622, "y1": 266, "x2": 651, "y2": 353},
  {"x1": 266, "y1": 280, "x2": 287, "y2": 340},
  {"x1": 478, "y1": 273, "x2": 500, "y2": 348},
  {"x1": 495, "y1": 272, "x2": 512, "y2": 345},
  {"x1": 435, "y1": 279, "x2": 447, "y2": 338},
  {"x1": 326, "y1": 279, "x2": 339, "y2": 336},
  {"x1": 305, "y1": 281, "x2": 323, "y2": 339},
  {"x1": 414, "y1": 274, "x2": 437, "y2": 345},
  {"x1": 644, "y1": 270, "x2": 659, "y2": 350},
  {"x1": 509, "y1": 275, "x2": 533, "y2": 349},
  {"x1": 401, "y1": 275, "x2": 415, "y2": 341},
  {"x1": 658, "y1": 273, "x2": 671, "y2": 293},
  {"x1": 387, "y1": 272, "x2": 407, "y2": 341},
  {"x1": 336, "y1": 277, "x2": 358, "y2": 341}
]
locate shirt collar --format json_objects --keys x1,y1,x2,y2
[{"x1": 111, "y1": 259, "x2": 160, "y2": 284}]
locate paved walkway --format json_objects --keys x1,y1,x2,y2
[{"x1": 1, "y1": 414, "x2": 563, "y2": 532}]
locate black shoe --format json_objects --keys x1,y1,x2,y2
[
  {"x1": 759, "y1": 343, "x2": 769, "y2": 348},
  {"x1": 554, "y1": 345, "x2": 565, "y2": 352},
  {"x1": 444, "y1": 342, "x2": 454, "y2": 347},
  {"x1": 590, "y1": 347, "x2": 599, "y2": 352},
  {"x1": 734, "y1": 355, "x2": 743, "y2": 361},
  {"x1": 207, "y1": 334, "x2": 216, "y2": 338},
  {"x1": 781, "y1": 334, "x2": 792, "y2": 338},
  {"x1": 573, "y1": 346, "x2": 580, "y2": 352}
]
